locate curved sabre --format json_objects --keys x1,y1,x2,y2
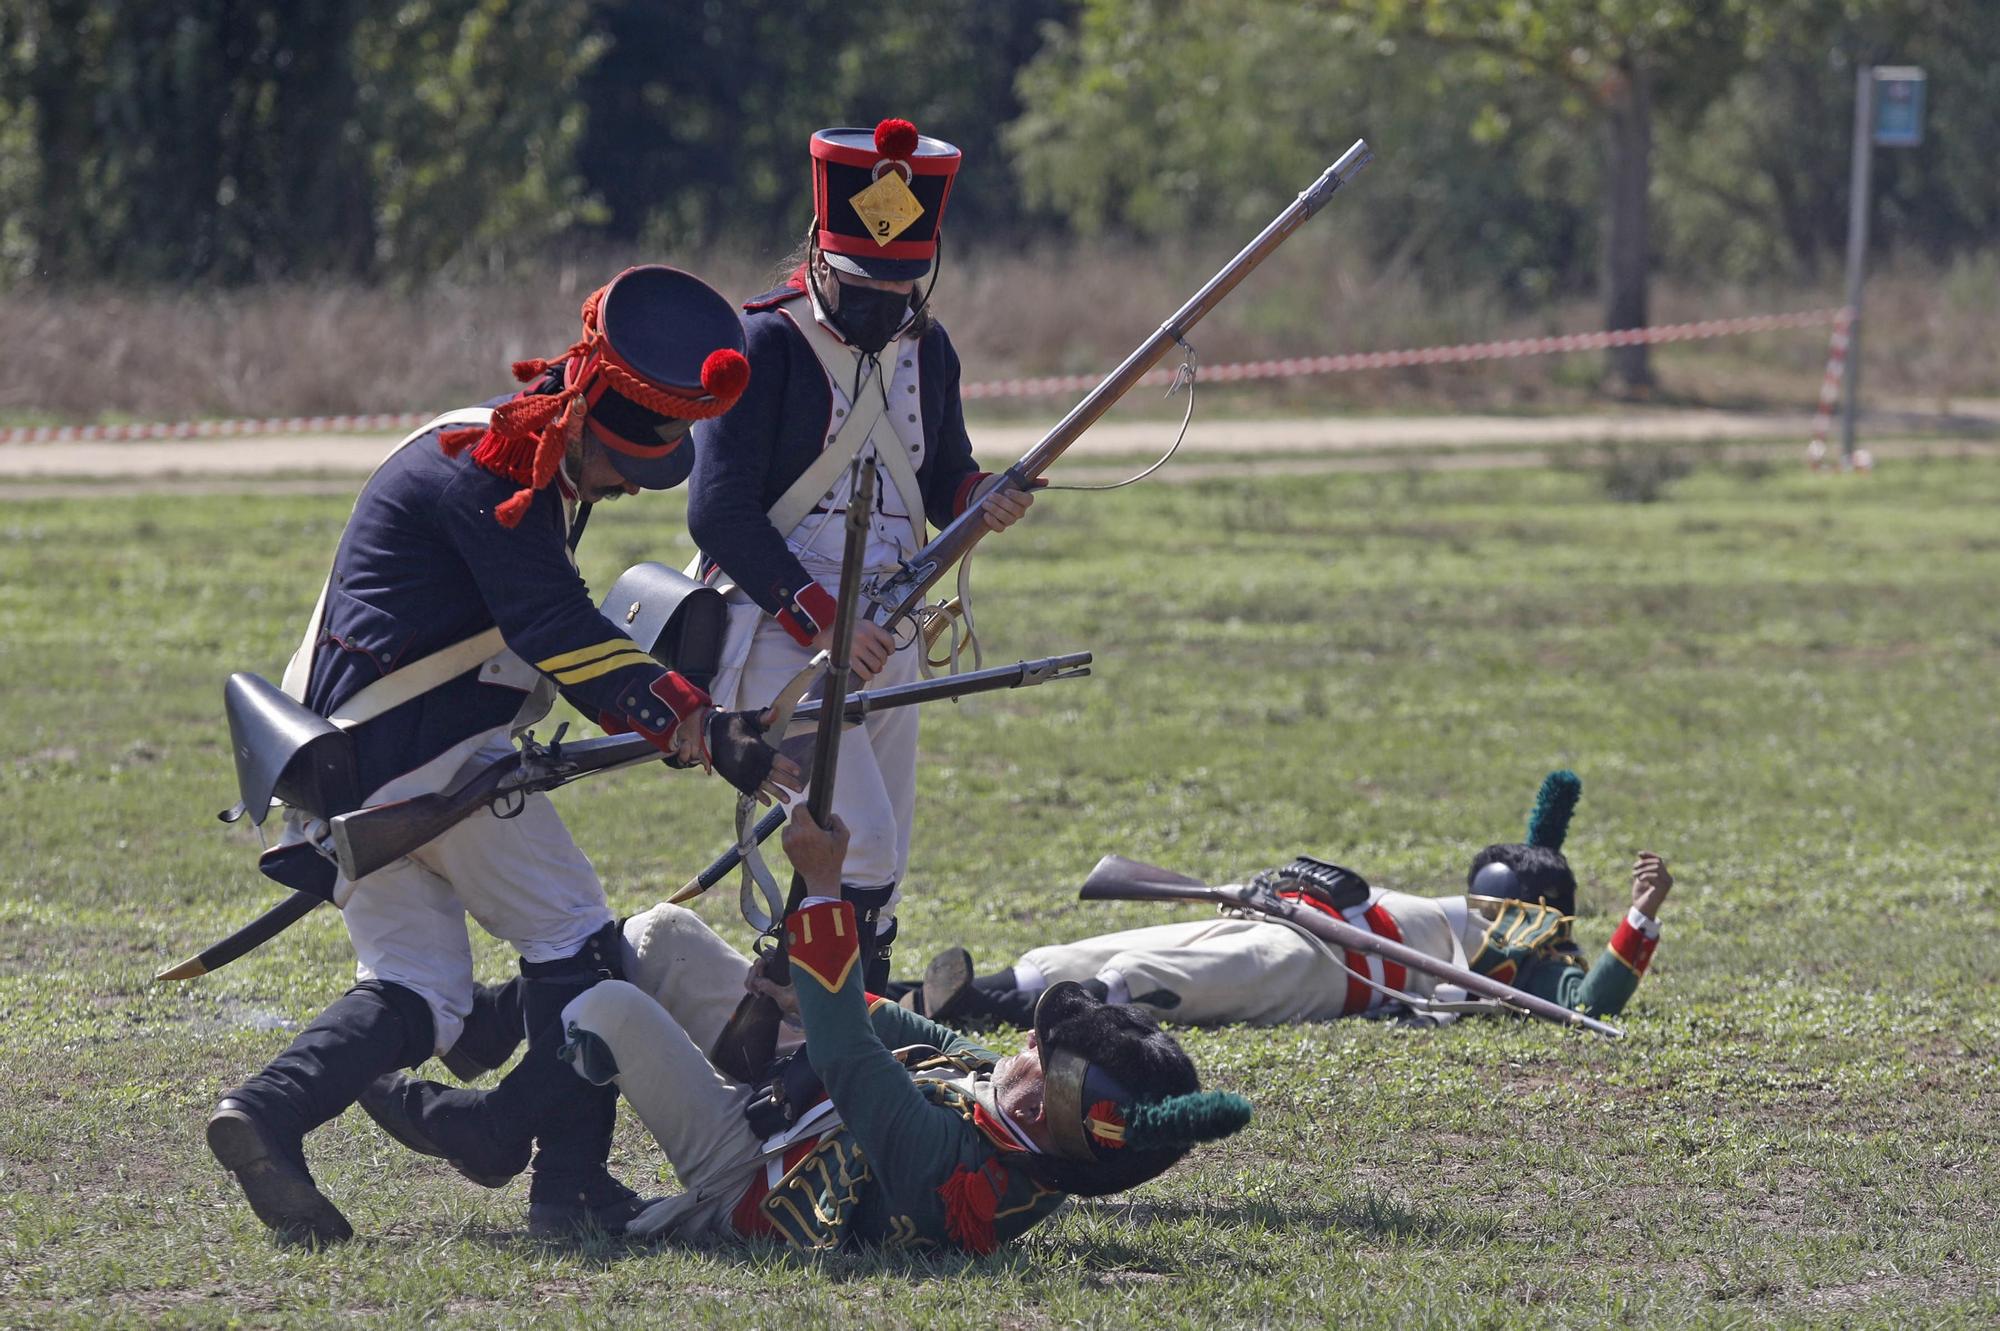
[{"x1": 155, "y1": 891, "x2": 324, "y2": 982}]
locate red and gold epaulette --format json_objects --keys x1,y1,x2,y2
[{"x1": 785, "y1": 899, "x2": 860, "y2": 994}]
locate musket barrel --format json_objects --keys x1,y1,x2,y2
[
  {"x1": 878, "y1": 139, "x2": 1372, "y2": 624},
  {"x1": 1024, "y1": 140, "x2": 1372, "y2": 479}
]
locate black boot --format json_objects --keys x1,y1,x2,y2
[
  {"x1": 358, "y1": 925, "x2": 649, "y2": 1236},
  {"x1": 439, "y1": 977, "x2": 527, "y2": 1082},
  {"x1": 842, "y1": 883, "x2": 898, "y2": 996},
  {"x1": 358, "y1": 987, "x2": 592, "y2": 1189},
  {"x1": 208, "y1": 980, "x2": 434, "y2": 1246},
  {"x1": 515, "y1": 936, "x2": 646, "y2": 1238},
  {"x1": 956, "y1": 966, "x2": 1045, "y2": 1030}
]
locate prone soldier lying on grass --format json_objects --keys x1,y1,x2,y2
[
  {"x1": 361, "y1": 809, "x2": 1251, "y2": 1251},
  {"x1": 909, "y1": 772, "x2": 1673, "y2": 1031}
]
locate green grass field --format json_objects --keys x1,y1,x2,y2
[{"x1": 3, "y1": 454, "x2": 1997, "y2": 1328}]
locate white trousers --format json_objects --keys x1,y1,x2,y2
[
  {"x1": 1018, "y1": 891, "x2": 1460, "y2": 1026},
  {"x1": 736, "y1": 607, "x2": 921, "y2": 900},
  {"x1": 340, "y1": 791, "x2": 613, "y2": 1054},
  {"x1": 560, "y1": 904, "x2": 778, "y2": 1242}
]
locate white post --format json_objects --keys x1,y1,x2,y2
[{"x1": 1838, "y1": 66, "x2": 1875, "y2": 468}]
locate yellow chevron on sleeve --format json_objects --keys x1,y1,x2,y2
[
  {"x1": 536, "y1": 638, "x2": 642, "y2": 673},
  {"x1": 553, "y1": 649, "x2": 660, "y2": 685}
]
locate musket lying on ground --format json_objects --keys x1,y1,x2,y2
[
  {"x1": 857, "y1": 139, "x2": 1372, "y2": 636},
  {"x1": 1078, "y1": 854, "x2": 1624, "y2": 1039},
  {"x1": 156, "y1": 652, "x2": 1087, "y2": 982}
]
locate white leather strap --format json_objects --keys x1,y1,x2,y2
[
  {"x1": 279, "y1": 407, "x2": 510, "y2": 727},
  {"x1": 784, "y1": 310, "x2": 927, "y2": 552}
]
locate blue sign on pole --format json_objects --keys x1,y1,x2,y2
[{"x1": 1872, "y1": 67, "x2": 1925, "y2": 147}]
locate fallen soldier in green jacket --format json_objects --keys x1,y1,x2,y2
[
  {"x1": 360, "y1": 809, "x2": 1250, "y2": 1249},
  {"x1": 906, "y1": 772, "x2": 1675, "y2": 1031}
]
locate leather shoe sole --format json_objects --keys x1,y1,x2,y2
[
  {"x1": 206, "y1": 1103, "x2": 354, "y2": 1247},
  {"x1": 922, "y1": 947, "x2": 976, "y2": 1022}
]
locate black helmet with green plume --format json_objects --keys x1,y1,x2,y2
[
  {"x1": 1026, "y1": 981, "x2": 1252, "y2": 1197},
  {"x1": 1467, "y1": 770, "x2": 1581, "y2": 916}
]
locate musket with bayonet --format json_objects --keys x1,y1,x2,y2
[
  {"x1": 1077, "y1": 854, "x2": 1623, "y2": 1040},
  {"x1": 160, "y1": 653, "x2": 1086, "y2": 981},
  {"x1": 707, "y1": 456, "x2": 878, "y2": 1083},
  {"x1": 860, "y1": 139, "x2": 1373, "y2": 636},
  {"x1": 320, "y1": 650, "x2": 1088, "y2": 886}
]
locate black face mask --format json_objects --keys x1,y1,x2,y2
[{"x1": 828, "y1": 282, "x2": 911, "y2": 355}]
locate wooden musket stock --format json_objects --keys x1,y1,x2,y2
[{"x1": 707, "y1": 458, "x2": 879, "y2": 1082}]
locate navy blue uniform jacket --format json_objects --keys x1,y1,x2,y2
[
  {"x1": 686, "y1": 283, "x2": 988, "y2": 645},
  {"x1": 304, "y1": 406, "x2": 704, "y2": 797}
]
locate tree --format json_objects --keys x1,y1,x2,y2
[
  {"x1": 573, "y1": 0, "x2": 1073, "y2": 256},
  {"x1": 1360, "y1": 0, "x2": 1760, "y2": 392},
  {"x1": 1661, "y1": 0, "x2": 2000, "y2": 278},
  {"x1": 353, "y1": 0, "x2": 605, "y2": 280},
  {"x1": 1007, "y1": 0, "x2": 1597, "y2": 300}
]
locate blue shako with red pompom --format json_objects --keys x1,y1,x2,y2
[
  {"x1": 440, "y1": 265, "x2": 749, "y2": 526},
  {"x1": 809, "y1": 118, "x2": 961, "y2": 280}
]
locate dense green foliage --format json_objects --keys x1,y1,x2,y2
[
  {"x1": 0, "y1": 1, "x2": 1992, "y2": 293},
  {"x1": 2, "y1": 455, "x2": 1997, "y2": 1325}
]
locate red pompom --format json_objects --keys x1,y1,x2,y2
[
  {"x1": 937, "y1": 1159, "x2": 1005, "y2": 1255},
  {"x1": 874, "y1": 118, "x2": 919, "y2": 160},
  {"x1": 699, "y1": 348, "x2": 751, "y2": 402}
]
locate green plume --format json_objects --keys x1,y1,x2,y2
[
  {"x1": 1123, "y1": 1091, "x2": 1253, "y2": 1151},
  {"x1": 1525, "y1": 770, "x2": 1582, "y2": 850}
]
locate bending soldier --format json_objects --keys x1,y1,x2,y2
[
  {"x1": 912, "y1": 773, "x2": 1676, "y2": 1030},
  {"x1": 207, "y1": 266, "x2": 794, "y2": 1245},
  {"x1": 686, "y1": 118, "x2": 1034, "y2": 993},
  {"x1": 367, "y1": 809, "x2": 1249, "y2": 1251}
]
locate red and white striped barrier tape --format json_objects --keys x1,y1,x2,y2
[
  {"x1": 960, "y1": 307, "x2": 1842, "y2": 400},
  {"x1": 0, "y1": 411, "x2": 437, "y2": 446},
  {"x1": 0, "y1": 308, "x2": 1841, "y2": 443}
]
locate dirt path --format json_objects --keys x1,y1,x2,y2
[{"x1": 2, "y1": 402, "x2": 1994, "y2": 495}]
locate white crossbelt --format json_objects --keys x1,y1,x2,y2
[
  {"x1": 278, "y1": 408, "x2": 509, "y2": 726},
  {"x1": 776, "y1": 308, "x2": 927, "y2": 554}
]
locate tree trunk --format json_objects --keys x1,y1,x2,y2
[{"x1": 1601, "y1": 58, "x2": 1654, "y2": 392}]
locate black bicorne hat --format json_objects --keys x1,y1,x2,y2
[
  {"x1": 811, "y1": 118, "x2": 961, "y2": 280},
  {"x1": 1031, "y1": 982, "x2": 1250, "y2": 1188}
]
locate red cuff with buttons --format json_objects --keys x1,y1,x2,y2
[
  {"x1": 775, "y1": 580, "x2": 839, "y2": 648},
  {"x1": 785, "y1": 899, "x2": 861, "y2": 994},
  {"x1": 618, "y1": 670, "x2": 710, "y2": 752},
  {"x1": 1607, "y1": 920, "x2": 1660, "y2": 975}
]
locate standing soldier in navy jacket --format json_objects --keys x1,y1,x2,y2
[
  {"x1": 687, "y1": 119, "x2": 1034, "y2": 993},
  {"x1": 207, "y1": 266, "x2": 794, "y2": 1246}
]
